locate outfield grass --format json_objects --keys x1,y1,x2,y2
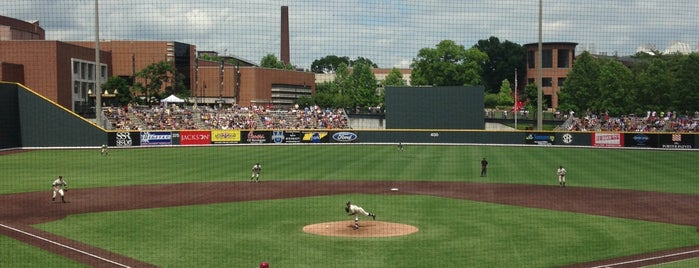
[
  {"x1": 2, "y1": 145, "x2": 699, "y2": 267},
  {"x1": 1, "y1": 145, "x2": 698, "y2": 194}
]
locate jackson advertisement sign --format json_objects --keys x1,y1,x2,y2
[{"x1": 179, "y1": 131, "x2": 212, "y2": 145}]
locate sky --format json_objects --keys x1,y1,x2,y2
[{"x1": 2, "y1": 0, "x2": 698, "y2": 69}]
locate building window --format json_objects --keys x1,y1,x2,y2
[
  {"x1": 73, "y1": 62, "x2": 79, "y2": 74},
  {"x1": 527, "y1": 78, "x2": 535, "y2": 85},
  {"x1": 542, "y1": 78, "x2": 553, "y2": 87},
  {"x1": 527, "y1": 51, "x2": 535, "y2": 69},
  {"x1": 558, "y1": 77, "x2": 566, "y2": 88},
  {"x1": 81, "y1": 62, "x2": 87, "y2": 79},
  {"x1": 101, "y1": 66, "x2": 107, "y2": 79},
  {"x1": 558, "y1": 49, "x2": 570, "y2": 68},
  {"x1": 542, "y1": 49, "x2": 553, "y2": 68},
  {"x1": 87, "y1": 64, "x2": 94, "y2": 80}
]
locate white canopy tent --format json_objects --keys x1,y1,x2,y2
[{"x1": 160, "y1": 94, "x2": 185, "y2": 105}]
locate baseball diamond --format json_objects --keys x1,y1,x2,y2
[{"x1": 2, "y1": 180, "x2": 699, "y2": 267}]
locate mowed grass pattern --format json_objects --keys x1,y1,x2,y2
[
  {"x1": 1, "y1": 145, "x2": 697, "y2": 194},
  {"x1": 2, "y1": 145, "x2": 699, "y2": 267}
]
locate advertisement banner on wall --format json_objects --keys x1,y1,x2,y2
[
  {"x1": 302, "y1": 131, "x2": 329, "y2": 143},
  {"x1": 211, "y1": 130, "x2": 241, "y2": 144},
  {"x1": 624, "y1": 133, "x2": 658, "y2": 148},
  {"x1": 592, "y1": 133, "x2": 624, "y2": 147},
  {"x1": 245, "y1": 131, "x2": 269, "y2": 143},
  {"x1": 659, "y1": 134, "x2": 694, "y2": 149},
  {"x1": 180, "y1": 131, "x2": 211, "y2": 145},
  {"x1": 140, "y1": 132, "x2": 172, "y2": 145},
  {"x1": 110, "y1": 131, "x2": 139, "y2": 147},
  {"x1": 524, "y1": 133, "x2": 555, "y2": 145},
  {"x1": 270, "y1": 131, "x2": 303, "y2": 143},
  {"x1": 331, "y1": 131, "x2": 359, "y2": 143}
]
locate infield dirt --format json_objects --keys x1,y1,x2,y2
[{"x1": 2, "y1": 180, "x2": 699, "y2": 267}]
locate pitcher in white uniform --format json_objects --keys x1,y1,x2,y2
[{"x1": 345, "y1": 201, "x2": 376, "y2": 230}]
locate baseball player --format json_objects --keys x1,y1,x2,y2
[
  {"x1": 557, "y1": 165, "x2": 567, "y2": 187},
  {"x1": 480, "y1": 157, "x2": 488, "y2": 177},
  {"x1": 250, "y1": 162, "x2": 261, "y2": 183},
  {"x1": 345, "y1": 201, "x2": 376, "y2": 230},
  {"x1": 100, "y1": 144, "x2": 108, "y2": 156},
  {"x1": 51, "y1": 176, "x2": 68, "y2": 203}
]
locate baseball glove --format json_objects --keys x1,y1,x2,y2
[{"x1": 345, "y1": 207, "x2": 350, "y2": 213}]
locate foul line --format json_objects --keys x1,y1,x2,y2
[
  {"x1": 590, "y1": 249, "x2": 699, "y2": 268},
  {"x1": 0, "y1": 223, "x2": 131, "y2": 268}
]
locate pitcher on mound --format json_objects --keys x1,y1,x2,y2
[{"x1": 345, "y1": 201, "x2": 376, "y2": 230}]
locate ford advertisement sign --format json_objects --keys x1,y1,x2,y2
[{"x1": 332, "y1": 132, "x2": 358, "y2": 142}]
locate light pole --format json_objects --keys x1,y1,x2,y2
[
  {"x1": 536, "y1": 0, "x2": 543, "y2": 130},
  {"x1": 94, "y1": 0, "x2": 102, "y2": 125}
]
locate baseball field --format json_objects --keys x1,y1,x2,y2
[{"x1": 1, "y1": 144, "x2": 699, "y2": 267}]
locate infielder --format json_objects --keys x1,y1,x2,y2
[
  {"x1": 250, "y1": 162, "x2": 261, "y2": 182},
  {"x1": 557, "y1": 165, "x2": 567, "y2": 187},
  {"x1": 345, "y1": 201, "x2": 376, "y2": 230},
  {"x1": 51, "y1": 176, "x2": 68, "y2": 203}
]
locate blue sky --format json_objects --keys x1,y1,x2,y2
[{"x1": 2, "y1": 0, "x2": 697, "y2": 69}]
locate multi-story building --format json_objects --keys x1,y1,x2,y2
[
  {"x1": 523, "y1": 42, "x2": 577, "y2": 110},
  {"x1": 1, "y1": 14, "x2": 316, "y2": 116}
]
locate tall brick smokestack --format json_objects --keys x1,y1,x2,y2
[{"x1": 280, "y1": 6, "x2": 290, "y2": 65}]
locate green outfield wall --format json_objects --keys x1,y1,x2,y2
[{"x1": 1, "y1": 82, "x2": 106, "y2": 149}]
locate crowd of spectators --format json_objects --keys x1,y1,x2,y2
[
  {"x1": 563, "y1": 110, "x2": 699, "y2": 132},
  {"x1": 104, "y1": 103, "x2": 350, "y2": 131}
]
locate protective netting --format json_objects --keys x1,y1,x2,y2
[{"x1": 3, "y1": 0, "x2": 697, "y2": 69}]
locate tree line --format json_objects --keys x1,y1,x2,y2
[{"x1": 559, "y1": 51, "x2": 699, "y2": 116}]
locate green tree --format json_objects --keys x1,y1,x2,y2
[
  {"x1": 473, "y1": 36, "x2": 526, "y2": 93},
  {"x1": 310, "y1": 55, "x2": 351, "y2": 73},
  {"x1": 523, "y1": 83, "x2": 546, "y2": 113},
  {"x1": 410, "y1": 40, "x2": 488, "y2": 86},
  {"x1": 634, "y1": 58, "x2": 675, "y2": 114},
  {"x1": 100, "y1": 76, "x2": 132, "y2": 106},
  {"x1": 349, "y1": 62, "x2": 379, "y2": 107},
  {"x1": 497, "y1": 79, "x2": 514, "y2": 107},
  {"x1": 595, "y1": 60, "x2": 635, "y2": 115},
  {"x1": 671, "y1": 53, "x2": 699, "y2": 113},
  {"x1": 260, "y1": 54, "x2": 292, "y2": 70},
  {"x1": 350, "y1": 57, "x2": 378, "y2": 68},
  {"x1": 135, "y1": 60, "x2": 187, "y2": 106},
  {"x1": 382, "y1": 68, "x2": 406, "y2": 87},
  {"x1": 557, "y1": 51, "x2": 601, "y2": 114}
]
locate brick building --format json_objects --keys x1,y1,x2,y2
[
  {"x1": 1, "y1": 15, "x2": 316, "y2": 115},
  {"x1": 523, "y1": 42, "x2": 577, "y2": 109}
]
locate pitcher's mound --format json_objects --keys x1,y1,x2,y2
[{"x1": 303, "y1": 221, "x2": 418, "y2": 237}]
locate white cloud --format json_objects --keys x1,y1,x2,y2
[{"x1": 2, "y1": 0, "x2": 697, "y2": 69}]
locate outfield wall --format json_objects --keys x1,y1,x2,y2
[
  {"x1": 3, "y1": 82, "x2": 697, "y2": 150},
  {"x1": 1, "y1": 82, "x2": 106, "y2": 149},
  {"x1": 107, "y1": 129, "x2": 698, "y2": 149}
]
